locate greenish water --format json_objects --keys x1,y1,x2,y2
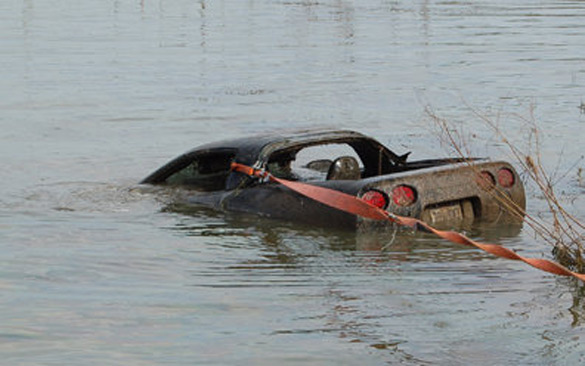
[{"x1": 2, "y1": 1, "x2": 585, "y2": 364}]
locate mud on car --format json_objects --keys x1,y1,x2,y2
[{"x1": 141, "y1": 129, "x2": 525, "y2": 230}]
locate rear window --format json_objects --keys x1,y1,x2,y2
[
  {"x1": 268, "y1": 143, "x2": 364, "y2": 181},
  {"x1": 166, "y1": 152, "x2": 234, "y2": 191}
]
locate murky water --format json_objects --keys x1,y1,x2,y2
[{"x1": 2, "y1": 0, "x2": 585, "y2": 364}]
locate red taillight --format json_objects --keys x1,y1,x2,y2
[
  {"x1": 497, "y1": 168, "x2": 515, "y2": 188},
  {"x1": 361, "y1": 190, "x2": 388, "y2": 209},
  {"x1": 392, "y1": 185, "x2": 417, "y2": 206},
  {"x1": 477, "y1": 171, "x2": 495, "y2": 190}
]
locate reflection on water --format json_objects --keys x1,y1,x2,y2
[
  {"x1": 162, "y1": 202, "x2": 582, "y2": 365},
  {"x1": 4, "y1": 179, "x2": 583, "y2": 364},
  {"x1": 164, "y1": 201, "x2": 526, "y2": 273},
  {"x1": 3, "y1": 0, "x2": 585, "y2": 364}
]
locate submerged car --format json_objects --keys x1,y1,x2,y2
[{"x1": 141, "y1": 129, "x2": 525, "y2": 230}]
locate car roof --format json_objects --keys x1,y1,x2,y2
[
  {"x1": 141, "y1": 129, "x2": 404, "y2": 184},
  {"x1": 187, "y1": 128, "x2": 385, "y2": 165}
]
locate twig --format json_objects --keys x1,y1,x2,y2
[{"x1": 425, "y1": 105, "x2": 585, "y2": 272}]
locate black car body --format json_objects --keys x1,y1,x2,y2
[{"x1": 142, "y1": 129, "x2": 526, "y2": 230}]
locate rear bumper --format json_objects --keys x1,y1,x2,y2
[{"x1": 359, "y1": 161, "x2": 526, "y2": 226}]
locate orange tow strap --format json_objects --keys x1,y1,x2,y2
[{"x1": 231, "y1": 162, "x2": 585, "y2": 283}]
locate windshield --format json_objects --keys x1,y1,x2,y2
[{"x1": 165, "y1": 152, "x2": 235, "y2": 191}]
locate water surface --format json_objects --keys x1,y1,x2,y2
[{"x1": 2, "y1": 1, "x2": 585, "y2": 365}]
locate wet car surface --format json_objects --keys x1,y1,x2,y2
[{"x1": 142, "y1": 129, "x2": 526, "y2": 229}]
